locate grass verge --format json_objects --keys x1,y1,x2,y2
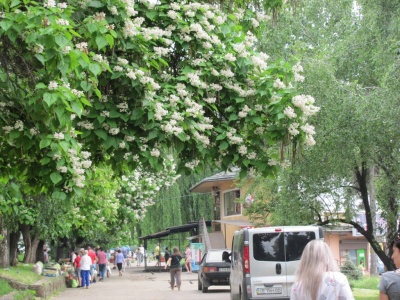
[
  {"x1": 0, "y1": 279, "x2": 13, "y2": 297},
  {"x1": 0, "y1": 264, "x2": 41, "y2": 285},
  {"x1": 351, "y1": 276, "x2": 380, "y2": 300}
]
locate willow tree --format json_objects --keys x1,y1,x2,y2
[{"x1": 247, "y1": 0, "x2": 400, "y2": 271}]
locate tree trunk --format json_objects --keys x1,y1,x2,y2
[
  {"x1": 36, "y1": 240, "x2": 45, "y2": 263},
  {"x1": 56, "y1": 243, "x2": 66, "y2": 262},
  {"x1": 9, "y1": 231, "x2": 20, "y2": 266},
  {"x1": 369, "y1": 166, "x2": 378, "y2": 276},
  {"x1": 21, "y1": 224, "x2": 40, "y2": 263},
  {"x1": 0, "y1": 217, "x2": 10, "y2": 267}
]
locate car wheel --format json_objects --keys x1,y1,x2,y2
[
  {"x1": 198, "y1": 278, "x2": 201, "y2": 291},
  {"x1": 201, "y1": 277, "x2": 208, "y2": 293}
]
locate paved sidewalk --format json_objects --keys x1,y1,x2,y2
[{"x1": 51, "y1": 265, "x2": 230, "y2": 300}]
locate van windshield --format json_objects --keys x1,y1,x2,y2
[{"x1": 252, "y1": 231, "x2": 316, "y2": 262}]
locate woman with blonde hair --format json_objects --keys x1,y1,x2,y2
[{"x1": 290, "y1": 239, "x2": 354, "y2": 300}]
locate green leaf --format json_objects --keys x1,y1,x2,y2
[
  {"x1": 106, "y1": 34, "x2": 114, "y2": 48},
  {"x1": 40, "y1": 139, "x2": 52, "y2": 149},
  {"x1": 96, "y1": 36, "x2": 108, "y2": 50},
  {"x1": 95, "y1": 129, "x2": 108, "y2": 141},
  {"x1": 40, "y1": 157, "x2": 51, "y2": 165},
  {"x1": 146, "y1": 11, "x2": 158, "y2": 20},
  {"x1": 55, "y1": 35, "x2": 69, "y2": 48},
  {"x1": 71, "y1": 101, "x2": 83, "y2": 117},
  {"x1": 89, "y1": 63, "x2": 102, "y2": 76},
  {"x1": 10, "y1": 0, "x2": 21, "y2": 8},
  {"x1": 43, "y1": 93, "x2": 58, "y2": 107},
  {"x1": 87, "y1": 23, "x2": 98, "y2": 34},
  {"x1": 229, "y1": 114, "x2": 239, "y2": 121},
  {"x1": 80, "y1": 81, "x2": 91, "y2": 91},
  {"x1": 50, "y1": 172, "x2": 63, "y2": 184},
  {"x1": 216, "y1": 133, "x2": 226, "y2": 141},
  {"x1": 0, "y1": 21, "x2": 13, "y2": 31},
  {"x1": 35, "y1": 83, "x2": 47, "y2": 90},
  {"x1": 52, "y1": 190, "x2": 67, "y2": 200},
  {"x1": 131, "y1": 108, "x2": 144, "y2": 120},
  {"x1": 148, "y1": 130, "x2": 158, "y2": 140},
  {"x1": 68, "y1": 29, "x2": 82, "y2": 38},
  {"x1": 87, "y1": 1, "x2": 104, "y2": 7},
  {"x1": 35, "y1": 54, "x2": 45, "y2": 65},
  {"x1": 277, "y1": 113, "x2": 285, "y2": 120},
  {"x1": 252, "y1": 116, "x2": 263, "y2": 125},
  {"x1": 181, "y1": 66, "x2": 195, "y2": 74},
  {"x1": 219, "y1": 141, "x2": 229, "y2": 151}
]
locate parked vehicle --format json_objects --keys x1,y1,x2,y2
[
  {"x1": 198, "y1": 249, "x2": 231, "y2": 293},
  {"x1": 229, "y1": 226, "x2": 324, "y2": 300}
]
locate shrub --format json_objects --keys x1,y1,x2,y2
[{"x1": 340, "y1": 256, "x2": 363, "y2": 280}]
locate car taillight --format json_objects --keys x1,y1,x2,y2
[
  {"x1": 204, "y1": 266, "x2": 218, "y2": 272},
  {"x1": 244, "y1": 245, "x2": 250, "y2": 274}
]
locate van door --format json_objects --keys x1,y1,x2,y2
[
  {"x1": 249, "y1": 229, "x2": 288, "y2": 298},
  {"x1": 285, "y1": 230, "x2": 318, "y2": 295}
]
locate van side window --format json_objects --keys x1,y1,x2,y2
[
  {"x1": 253, "y1": 233, "x2": 285, "y2": 262},
  {"x1": 285, "y1": 231, "x2": 316, "y2": 261}
]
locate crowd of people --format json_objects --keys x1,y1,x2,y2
[
  {"x1": 70, "y1": 246, "x2": 134, "y2": 289},
  {"x1": 68, "y1": 243, "x2": 188, "y2": 289}
]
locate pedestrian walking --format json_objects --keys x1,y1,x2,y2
[
  {"x1": 115, "y1": 249, "x2": 125, "y2": 276},
  {"x1": 97, "y1": 247, "x2": 107, "y2": 281},
  {"x1": 80, "y1": 250, "x2": 92, "y2": 289},
  {"x1": 185, "y1": 244, "x2": 192, "y2": 273},
  {"x1": 164, "y1": 247, "x2": 182, "y2": 291}
]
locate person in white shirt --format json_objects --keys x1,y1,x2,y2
[
  {"x1": 290, "y1": 240, "x2": 354, "y2": 300},
  {"x1": 138, "y1": 245, "x2": 145, "y2": 266},
  {"x1": 80, "y1": 250, "x2": 92, "y2": 289}
]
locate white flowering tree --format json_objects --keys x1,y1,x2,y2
[
  {"x1": 0, "y1": 0, "x2": 318, "y2": 200},
  {"x1": 117, "y1": 160, "x2": 179, "y2": 223}
]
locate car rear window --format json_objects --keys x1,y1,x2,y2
[
  {"x1": 253, "y1": 231, "x2": 316, "y2": 262},
  {"x1": 207, "y1": 251, "x2": 224, "y2": 262}
]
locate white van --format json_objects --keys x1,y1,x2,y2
[{"x1": 229, "y1": 226, "x2": 324, "y2": 300}]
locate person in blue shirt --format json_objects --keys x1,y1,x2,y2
[{"x1": 114, "y1": 249, "x2": 125, "y2": 277}]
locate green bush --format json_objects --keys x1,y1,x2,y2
[
  {"x1": 350, "y1": 276, "x2": 380, "y2": 290},
  {"x1": 340, "y1": 256, "x2": 363, "y2": 280}
]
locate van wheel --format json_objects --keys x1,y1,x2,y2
[
  {"x1": 201, "y1": 278, "x2": 208, "y2": 293},
  {"x1": 197, "y1": 279, "x2": 201, "y2": 291}
]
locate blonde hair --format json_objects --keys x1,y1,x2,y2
[{"x1": 295, "y1": 240, "x2": 339, "y2": 300}]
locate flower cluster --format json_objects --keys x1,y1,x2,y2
[{"x1": 117, "y1": 160, "x2": 179, "y2": 221}]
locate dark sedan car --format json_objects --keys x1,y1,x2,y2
[{"x1": 198, "y1": 249, "x2": 231, "y2": 293}]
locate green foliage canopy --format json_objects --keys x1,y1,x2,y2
[{"x1": 0, "y1": 0, "x2": 318, "y2": 201}]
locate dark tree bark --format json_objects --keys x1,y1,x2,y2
[
  {"x1": 0, "y1": 217, "x2": 10, "y2": 267},
  {"x1": 56, "y1": 237, "x2": 68, "y2": 261},
  {"x1": 21, "y1": 224, "x2": 39, "y2": 263},
  {"x1": 36, "y1": 240, "x2": 45, "y2": 263},
  {"x1": 9, "y1": 231, "x2": 20, "y2": 266}
]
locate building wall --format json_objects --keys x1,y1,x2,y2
[{"x1": 324, "y1": 232, "x2": 341, "y2": 263}]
